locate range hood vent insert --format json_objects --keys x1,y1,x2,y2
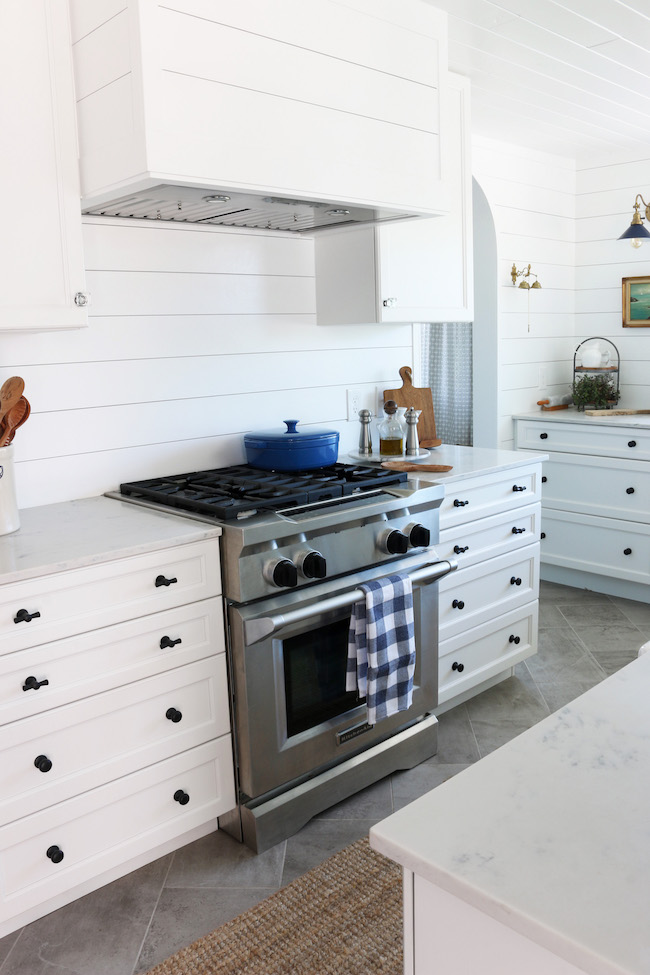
[{"x1": 81, "y1": 184, "x2": 420, "y2": 234}]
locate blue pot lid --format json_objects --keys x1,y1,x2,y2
[{"x1": 244, "y1": 419, "x2": 339, "y2": 447}]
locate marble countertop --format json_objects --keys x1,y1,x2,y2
[
  {"x1": 343, "y1": 443, "x2": 546, "y2": 485},
  {"x1": 515, "y1": 409, "x2": 650, "y2": 429},
  {"x1": 370, "y1": 652, "x2": 650, "y2": 975},
  {"x1": 0, "y1": 496, "x2": 221, "y2": 586}
]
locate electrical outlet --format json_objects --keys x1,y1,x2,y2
[{"x1": 346, "y1": 386, "x2": 375, "y2": 421}]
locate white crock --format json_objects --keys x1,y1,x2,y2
[{"x1": 0, "y1": 444, "x2": 20, "y2": 535}]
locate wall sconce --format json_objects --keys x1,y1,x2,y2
[
  {"x1": 618, "y1": 194, "x2": 650, "y2": 248},
  {"x1": 511, "y1": 264, "x2": 542, "y2": 289}
]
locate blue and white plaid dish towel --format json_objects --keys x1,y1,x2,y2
[{"x1": 345, "y1": 574, "x2": 416, "y2": 725}]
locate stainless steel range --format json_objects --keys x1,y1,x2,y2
[{"x1": 112, "y1": 463, "x2": 455, "y2": 852}]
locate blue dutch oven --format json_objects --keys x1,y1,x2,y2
[{"x1": 244, "y1": 420, "x2": 339, "y2": 471}]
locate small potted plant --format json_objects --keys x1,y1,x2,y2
[{"x1": 572, "y1": 373, "x2": 619, "y2": 411}]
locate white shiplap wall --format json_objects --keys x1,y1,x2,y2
[
  {"x1": 1, "y1": 217, "x2": 413, "y2": 509},
  {"x1": 472, "y1": 135, "x2": 577, "y2": 448},
  {"x1": 576, "y1": 154, "x2": 650, "y2": 405}
]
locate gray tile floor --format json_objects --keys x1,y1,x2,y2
[{"x1": 1, "y1": 581, "x2": 648, "y2": 975}]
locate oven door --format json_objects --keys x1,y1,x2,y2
[{"x1": 227, "y1": 555, "x2": 454, "y2": 801}]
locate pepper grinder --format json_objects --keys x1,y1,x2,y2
[
  {"x1": 404, "y1": 406, "x2": 420, "y2": 456},
  {"x1": 357, "y1": 409, "x2": 373, "y2": 455}
]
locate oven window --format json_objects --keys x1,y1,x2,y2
[{"x1": 283, "y1": 617, "x2": 362, "y2": 737}]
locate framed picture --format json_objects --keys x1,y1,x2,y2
[{"x1": 622, "y1": 275, "x2": 650, "y2": 327}]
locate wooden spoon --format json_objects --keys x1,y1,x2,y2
[
  {"x1": 0, "y1": 377, "x2": 25, "y2": 425},
  {"x1": 0, "y1": 396, "x2": 30, "y2": 447},
  {"x1": 382, "y1": 461, "x2": 453, "y2": 472}
]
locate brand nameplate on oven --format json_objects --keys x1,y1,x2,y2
[{"x1": 337, "y1": 721, "x2": 373, "y2": 745}]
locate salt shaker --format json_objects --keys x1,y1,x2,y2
[
  {"x1": 357, "y1": 409, "x2": 373, "y2": 455},
  {"x1": 404, "y1": 406, "x2": 420, "y2": 456}
]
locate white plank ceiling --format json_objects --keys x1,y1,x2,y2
[{"x1": 423, "y1": 0, "x2": 650, "y2": 161}]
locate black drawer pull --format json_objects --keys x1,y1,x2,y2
[
  {"x1": 453, "y1": 545, "x2": 469, "y2": 554},
  {"x1": 46, "y1": 845, "x2": 64, "y2": 864},
  {"x1": 509, "y1": 634, "x2": 521, "y2": 645},
  {"x1": 541, "y1": 532, "x2": 546, "y2": 539},
  {"x1": 541, "y1": 476, "x2": 547, "y2": 483},
  {"x1": 510, "y1": 576, "x2": 522, "y2": 586},
  {"x1": 155, "y1": 575, "x2": 178, "y2": 588},
  {"x1": 451, "y1": 661, "x2": 464, "y2": 673},
  {"x1": 166, "y1": 707, "x2": 183, "y2": 723},
  {"x1": 160, "y1": 635, "x2": 182, "y2": 649},
  {"x1": 626, "y1": 487, "x2": 635, "y2": 495},
  {"x1": 453, "y1": 499, "x2": 469, "y2": 507},
  {"x1": 452, "y1": 599, "x2": 465, "y2": 610},
  {"x1": 540, "y1": 433, "x2": 548, "y2": 440},
  {"x1": 22, "y1": 675, "x2": 49, "y2": 692},
  {"x1": 628, "y1": 441, "x2": 636, "y2": 448},
  {"x1": 624, "y1": 548, "x2": 632, "y2": 556},
  {"x1": 512, "y1": 527, "x2": 525, "y2": 534},
  {"x1": 14, "y1": 608, "x2": 41, "y2": 624},
  {"x1": 34, "y1": 754, "x2": 53, "y2": 773},
  {"x1": 512, "y1": 485, "x2": 526, "y2": 492},
  {"x1": 173, "y1": 789, "x2": 190, "y2": 805}
]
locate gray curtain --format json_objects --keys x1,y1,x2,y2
[{"x1": 421, "y1": 323, "x2": 473, "y2": 446}]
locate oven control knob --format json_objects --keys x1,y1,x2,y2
[
  {"x1": 378, "y1": 528, "x2": 409, "y2": 555},
  {"x1": 264, "y1": 558, "x2": 298, "y2": 588},
  {"x1": 406, "y1": 523, "x2": 431, "y2": 548},
  {"x1": 297, "y1": 550, "x2": 327, "y2": 580}
]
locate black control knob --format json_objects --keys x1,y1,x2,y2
[
  {"x1": 300, "y1": 551, "x2": 327, "y2": 580},
  {"x1": 453, "y1": 545, "x2": 469, "y2": 554},
  {"x1": 377, "y1": 529, "x2": 408, "y2": 555},
  {"x1": 173, "y1": 789, "x2": 190, "y2": 805},
  {"x1": 22, "y1": 675, "x2": 49, "y2": 692},
  {"x1": 271, "y1": 559, "x2": 298, "y2": 588},
  {"x1": 46, "y1": 845, "x2": 64, "y2": 864},
  {"x1": 34, "y1": 754, "x2": 53, "y2": 773},
  {"x1": 160, "y1": 635, "x2": 182, "y2": 649},
  {"x1": 408, "y1": 524, "x2": 430, "y2": 548},
  {"x1": 166, "y1": 707, "x2": 183, "y2": 723},
  {"x1": 451, "y1": 661, "x2": 464, "y2": 673},
  {"x1": 14, "y1": 608, "x2": 41, "y2": 624}
]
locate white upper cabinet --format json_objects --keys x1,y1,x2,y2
[
  {"x1": 314, "y1": 72, "x2": 473, "y2": 324},
  {"x1": 0, "y1": 1, "x2": 87, "y2": 330},
  {"x1": 69, "y1": 0, "x2": 450, "y2": 220}
]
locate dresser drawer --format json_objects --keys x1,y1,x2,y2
[
  {"x1": 0, "y1": 737, "x2": 235, "y2": 922},
  {"x1": 0, "y1": 540, "x2": 221, "y2": 655},
  {"x1": 0, "y1": 656, "x2": 230, "y2": 826},
  {"x1": 438, "y1": 546, "x2": 539, "y2": 639},
  {"x1": 438, "y1": 603, "x2": 538, "y2": 707},
  {"x1": 540, "y1": 509, "x2": 650, "y2": 584},
  {"x1": 0, "y1": 597, "x2": 224, "y2": 726},
  {"x1": 515, "y1": 417, "x2": 650, "y2": 462},
  {"x1": 542, "y1": 454, "x2": 650, "y2": 523},
  {"x1": 439, "y1": 465, "x2": 542, "y2": 530},
  {"x1": 437, "y1": 503, "x2": 540, "y2": 570}
]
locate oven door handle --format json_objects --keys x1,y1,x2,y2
[{"x1": 243, "y1": 558, "x2": 457, "y2": 646}]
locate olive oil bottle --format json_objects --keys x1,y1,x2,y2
[{"x1": 378, "y1": 400, "x2": 403, "y2": 455}]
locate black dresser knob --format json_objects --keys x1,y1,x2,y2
[
  {"x1": 173, "y1": 789, "x2": 190, "y2": 805},
  {"x1": 540, "y1": 433, "x2": 548, "y2": 440},
  {"x1": 626, "y1": 487, "x2": 635, "y2": 495},
  {"x1": 34, "y1": 754, "x2": 53, "y2": 773},
  {"x1": 14, "y1": 608, "x2": 41, "y2": 624},
  {"x1": 509, "y1": 634, "x2": 521, "y2": 645},
  {"x1": 512, "y1": 527, "x2": 525, "y2": 535},
  {"x1": 512, "y1": 485, "x2": 526, "y2": 492},
  {"x1": 624, "y1": 548, "x2": 632, "y2": 556},
  {"x1": 453, "y1": 499, "x2": 469, "y2": 507},
  {"x1": 453, "y1": 545, "x2": 469, "y2": 554},
  {"x1": 22, "y1": 675, "x2": 49, "y2": 692},
  {"x1": 160, "y1": 635, "x2": 182, "y2": 649},
  {"x1": 451, "y1": 661, "x2": 464, "y2": 673},
  {"x1": 452, "y1": 599, "x2": 465, "y2": 610},
  {"x1": 155, "y1": 575, "x2": 178, "y2": 588},
  {"x1": 166, "y1": 707, "x2": 183, "y2": 723},
  {"x1": 628, "y1": 441, "x2": 636, "y2": 448},
  {"x1": 510, "y1": 576, "x2": 522, "y2": 586},
  {"x1": 542, "y1": 476, "x2": 547, "y2": 483},
  {"x1": 46, "y1": 845, "x2": 64, "y2": 864},
  {"x1": 541, "y1": 531, "x2": 546, "y2": 539}
]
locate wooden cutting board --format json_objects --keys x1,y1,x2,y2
[
  {"x1": 383, "y1": 366, "x2": 440, "y2": 446},
  {"x1": 585, "y1": 409, "x2": 650, "y2": 416},
  {"x1": 381, "y1": 461, "x2": 453, "y2": 472}
]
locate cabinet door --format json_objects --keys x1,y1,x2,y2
[{"x1": 0, "y1": 0, "x2": 87, "y2": 330}]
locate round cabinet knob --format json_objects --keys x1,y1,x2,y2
[
  {"x1": 452, "y1": 599, "x2": 465, "y2": 610},
  {"x1": 510, "y1": 576, "x2": 522, "y2": 586},
  {"x1": 46, "y1": 845, "x2": 64, "y2": 863},
  {"x1": 509, "y1": 634, "x2": 521, "y2": 645},
  {"x1": 542, "y1": 476, "x2": 548, "y2": 483},
  {"x1": 173, "y1": 789, "x2": 190, "y2": 805},
  {"x1": 541, "y1": 532, "x2": 546, "y2": 539},
  {"x1": 166, "y1": 707, "x2": 183, "y2": 723},
  {"x1": 453, "y1": 545, "x2": 469, "y2": 554},
  {"x1": 160, "y1": 635, "x2": 182, "y2": 649},
  {"x1": 624, "y1": 548, "x2": 632, "y2": 556},
  {"x1": 626, "y1": 487, "x2": 635, "y2": 495},
  {"x1": 264, "y1": 558, "x2": 298, "y2": 588},
  {"x1": 540, "y1": 433, "x2": 548, "y2": 440},
  {"x1": 451, "y1": 661, "x2": 464, "y2": 673},
  {"x1": 297, "y1": 551, "x2": 327, "y2": 580},
  {"x1": 407, "y1": 524, "x2": 431, "y2": 548},
  {"x1": 378, "y1": 529, "x2": 409, "y2": 556},
  {"x1": 628, "y1": 441, "x2": 637, "y2": 448},
  {"x1": 155, "y1": 575, "x2": 178, "y2": 588},
  {"x1": 34, "y1": 754, "x2": 53, "y2": 773}
]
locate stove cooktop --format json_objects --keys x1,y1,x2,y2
[{"x1": 119, "y1": 463, "x2": 408, "y2": 521}]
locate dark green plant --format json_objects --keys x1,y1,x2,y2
[{"x1": 572, "y1": 373, "x2": 619, "y2": 410}]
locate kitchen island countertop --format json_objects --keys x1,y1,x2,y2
[
  {"x1": 343, "y1": 442, "x2": 547, "y2": 484},
  {"x1": 514, "y1": 408, "x2": 650, "y2": 428}
]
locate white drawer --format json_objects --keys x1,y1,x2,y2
[
  {"x1": 540, "y1": 509, "x2": 650, "y2": 584},
  {"x1": 515, "y1": 417, "x2": 650, "y2": 462},
  {"x1": 542, "y1": 454, "x2": 650, "y2": 523},
  {"x1": 438, "y1": 603, "x2": 538, "y2": 706},
  {"x1": 437, "y1": 503, "x2": 541, "y2": 570},
  {"x1": 0, "y1": 597, "x2": 224, "y2": 725},
  {"x1": 439, "y1": 464, "x2": 542, "y2": 530},
  {"x1": 0, "y1": 539, "x2": 221, "y2": 654},
  {"x1": 0, "y1": 737, "x2": 235, "y2": 921},
  {"x1": 0, "y1": 656, "x2": 230, "y2": 826},
  {"x1": 438, "y1": 545, "x2": 539, "y2": 640}
]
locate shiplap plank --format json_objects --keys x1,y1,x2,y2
[
  {"x1": 69, "y1": 0, "x2": 125, "y2": 43},
  {"x1": 72, "y1": 10, "x2": 131, "y2": 100}
]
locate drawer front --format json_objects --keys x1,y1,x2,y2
[
  {"x1": 540, "y1": 509, "x2": 650, "y2": 584},
  {"x1": 515, "y1": 417, "x2": 650, "y2": 461},
  {"x1": 439, "y1": 465, "x2": 542, "y2": 531},
  {"x1": 0, "y1": 656, "x2": 230, "y2": 826},
  {"x1": 542, "y1": 455, "x2": 650, "y2": 523},
  {"x1": 438, "y1": 603, "x2": 538, "y2": 706},
  {"x1": 0, "y1": 540, "x2": 221, "y2": 654},
  {"x1": 437, "y1": 503, "x2": 540, "y2": 570},
  {"x1": 438, "y1": 545, "x2": 539, "y2": 640},
  {"x1": 0, "y1": 597, "x2": 224, "y2": 726},
  {"x1": 0, "y1": 737, "x2": 235, "y2": 916}
]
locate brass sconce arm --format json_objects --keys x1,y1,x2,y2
[
  {"x1": 631, "y1": 194, "x2": 650, "y2": 225},
  {"x1": 511, "y1": 263, "x2": 541, "y2": 289}
]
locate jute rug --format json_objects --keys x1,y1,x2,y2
[{"x1": 145, "y1": 837, "x2": 402, "y2": 975}]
